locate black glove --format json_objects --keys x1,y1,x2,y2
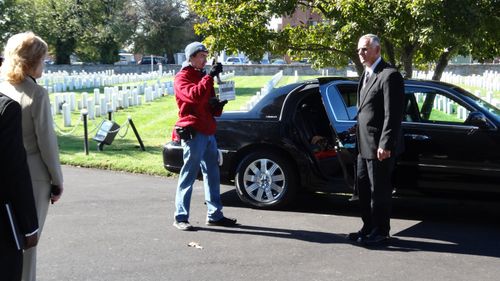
[
  {"x1": 209, "y1": 62, "x2": 223, "y2": 78},
  {"x1": 209, "y1": 97, "x2": 228, "y2": 111},
  {"x1": 218, "y1": 99, "x2": 228, "y2": 109}
]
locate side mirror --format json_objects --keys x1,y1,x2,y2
[{"x1": 464, "y1": 111, "x2": 492, "y2": 130}]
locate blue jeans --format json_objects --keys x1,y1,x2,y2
[{"x1": 174, "y1": 133, "x2": 224, "y2": 222}]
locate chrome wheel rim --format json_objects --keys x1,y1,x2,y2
[{"x1": 243, "y1": 158, "x2": 286, "y2": 203}]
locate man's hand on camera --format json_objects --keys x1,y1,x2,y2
[
  {"x1": 209, "y1": 62, "x2": 223, "y2": 78},
  {"x1": 209, "y1": 97, "x2": 228, "y2": 111},
  {"x1": 208, "y1": 97, "x2": 219, "y2": 107},
  {"x1": 218, "y1": 99, "x2": 228, "y2": 109}
]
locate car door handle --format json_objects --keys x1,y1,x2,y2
[
  {"x1": 405, "y1": 134, "x2": 430, "y2": 141},
  {"x1": 433, "y1": 154, "x2": 448, "y2": 159}
]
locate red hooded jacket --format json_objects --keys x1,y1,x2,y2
[{"x1": 174, "y1": 65, "x2": 223, "y2": 136}]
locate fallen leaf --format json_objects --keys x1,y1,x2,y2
[{"x1": 187, "y1": 241, "x2": 203, "y2": 249}]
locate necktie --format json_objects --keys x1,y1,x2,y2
[{"x1": 363, "y1": 72, "x2": 370, "y2": 88}]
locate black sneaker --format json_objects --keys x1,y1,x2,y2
[
  {"x1": 173, "y1": 221, "x2": 194, "y2": 231},
  {"x1": 206, "y1": 216, "x2": 238, "y2": 227}
]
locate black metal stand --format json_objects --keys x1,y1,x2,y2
[
  {"x1": 128, "y1": 117, "x2": 145, "y2": 151},
  {"x1": 97, "y1": 142, "x2": 105, "y2": 151},
  {"x1": 82, "y1": 110, "x2": 89, "y2": 155}
]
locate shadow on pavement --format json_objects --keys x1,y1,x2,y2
[
  {"x1": 196, "y1": 224, "x2": 347, "y2": 244},
  {"x1": 220, "y1": 188, "x2": 500, "y2": 258},
  {"x1": 222, "y1": 188, "x2": 500, "y2": 222},
  {"x1": 385, "y1": 221, "x2": 500, "y2": 258}
]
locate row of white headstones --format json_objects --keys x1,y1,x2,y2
[
  {"x1": 412, "y1": 70, "x2": 499, "y2": 108},
  {"x1": 345, "y1": 69, "x2": 497, "y2": 119},
  {"x1": 242, "y1": 70, "x2": 284, "y2": 110},
  {"x1": 42, "y1": 68, "x2": 496, "y2": 127},
  {"x1": 414, "y1": 92, "x2": 470, "y2": 121},
  {"x1": 40, "y1": 70, "x2": 175, "y2": 127},
  {"x1": 346, "y1": 69, "x2": 498, "y2": 105}
]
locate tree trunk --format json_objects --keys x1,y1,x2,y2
[
  {"x1": 351, "y1": 55, "x2": 364, "y2": 76},
  {"x1": 55, "y1": 37, "x2": 76, "y2": 65},
  {"x1": 166, "y1": 52, "x2": 175, "y2": 64},
  {"x1": 432, "y1": 48, "x2": 454, "y2": 81},
  {"x1": 401, "y1": 45, "x2": 416, "y2": 79},
  {"x1": 402, "y1": 54, "x2": 413, "y2": 79},
  {"x1": 383, "y1": 39, "x2": 396, "y2": 66},
  {"x1": 98, "y1": 36, "x2": 120, "y2": 64}
]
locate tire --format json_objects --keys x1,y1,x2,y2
[{"x1": 235, "y1": 151, "x2": 298, "y2": 209}]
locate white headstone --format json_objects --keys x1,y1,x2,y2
[{"x1": 63, "y1": 103, "x2": 71, "y2": 127}]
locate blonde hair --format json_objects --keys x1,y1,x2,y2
[{"x1": 0, "y1": 32, "x2": 48, "y2": 84}]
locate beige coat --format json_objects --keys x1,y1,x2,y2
[{"x1": 0, "y1": 77, "x2": 63, "y2": 185}]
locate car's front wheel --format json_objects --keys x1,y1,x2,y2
[{"x1": 235, "y1": 151, "x2": 297, "y2": 209}]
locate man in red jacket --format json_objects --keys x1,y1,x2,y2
[{"x1": 172, "y1": 42, "x2": 237, "y2": 231}]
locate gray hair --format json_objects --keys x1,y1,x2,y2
[{"x1": 360, "y1": 34, "x2": 380, "y2": 47}]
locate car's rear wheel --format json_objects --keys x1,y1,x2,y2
[{"x1": 235, "y1": 151, "x2": 297, "y2": 209}]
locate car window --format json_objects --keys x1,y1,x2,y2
[
  {"x1": 337, "y1": 84, "x2": 357, "y2": 107},
  {"x1": 452, "y1": 86, "x2": 500, "y2": 118},
  {"x1": 405, "y1": 87, "x2": 469, "y2": 124},
  {"x1": 333, "y1": 83, "x2": 358, "y2": 121},
  {"x1": 331, "y1": 83, "x2": 473, "y2": 125},
  {"x1": 227, "y1": 57, "x2": 242, "y2": 63}
]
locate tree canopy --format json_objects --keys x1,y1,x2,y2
[
  {"x1": 130, "y1": 0, "x2": 199, "y2": 63},
  {"x1": 2, "y1": 0, "x2": 498, "y2": 72},
  {"x1": 0, "y1": 0, "x2": 33, "y2": 43},
  {"x1": 188, "y1": 0, "x2": 500, "y2": 79},
  {"x1": 0, "y1": 0, "x2": 197, "y2": 64}
]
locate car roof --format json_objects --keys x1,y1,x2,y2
[
  {"x1": 317, "y1": 76, "x2": 473, "y2": 92},
  {"x1": 235, "y1": 76, "x2": 497, "y2": 120}
]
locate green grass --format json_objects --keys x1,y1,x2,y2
[
  {"x1": 456, "y1": 84, "x2": 500, "y2": 100},
  {"x1": 54, "y1": 75, "x2": 286, "y2": 177},
  {"x1": 55, "y1": 75, "x2": 498, "y2": 177}
]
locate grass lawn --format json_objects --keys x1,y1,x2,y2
[
  {"x1": 55, "y1": 75, "x2": 288, "y2": 177},
  {"x1": 455, "y1": 84, "x2": 500, "y2": 100},
  {"x1": 54, "y1": 74, "x2": 495, "y2": 177}
]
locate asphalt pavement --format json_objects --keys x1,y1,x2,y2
[{"x1": 36, "y1": 166, "x2": 500, "y2": 281}]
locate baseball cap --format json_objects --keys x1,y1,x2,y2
[{"x1": 185, "y1": 42, "x2": 208, "y2": 60}]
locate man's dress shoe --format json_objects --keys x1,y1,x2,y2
[
  {"x1": 346, "y1": 231, "x2": 368, "y2": 242},
  {"x1": 359, "y1": 232, "x2": 390, "y2": 246}
]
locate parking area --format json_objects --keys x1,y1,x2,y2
[{"x1": 37, "y1": 166, "x2": 500, "y2": 281}]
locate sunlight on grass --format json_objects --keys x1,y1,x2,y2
[
  {"x1": 56, "y1": 76, "x2": 300, "y2": 176},
  {"x1": 55, "y1": 74, "x2": 496, "y2": 177}
]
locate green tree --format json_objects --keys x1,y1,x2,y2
[
  {"x1": 30, "y1": 0, "x2": 134, "y2": 64},
  {"x1": 0, "y1": 0, "x2": 34, "y2": 45},
  {"x1": 188, "y1": 0, "x2": 500, "y2": 79},
  {"x1": 131, "y1": 0, "x2": 198, "y2": 63},
  {"x1": 418, "y1": 0, "x2": 500, "y2": 80},
  {"x1": 76, "y1": 0, "x2": 136, "y2": 64},
  {"x1": 31, "y1": 0, "x2": 85, "y2": 64}
]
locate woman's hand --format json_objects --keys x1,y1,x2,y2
[{"x1": 50, "y1": 184, "x2": 64, "y2": 204}]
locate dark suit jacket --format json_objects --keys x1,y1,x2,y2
[
  {"x1": 0, "y1": 93, "x2": 38, "y2": 251},
  {"x1": 356, "y1": 59, "x2": 405, "y2": 159}
]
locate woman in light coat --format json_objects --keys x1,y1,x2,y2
[{"x1": 0, "y1": 31, "x2": 63, "y2": 281}]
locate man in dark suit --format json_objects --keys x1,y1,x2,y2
[
  {"x1": 347, "y1": 34, "x2": 405, "y2": 246},
  {"x1": 0, "y1": 93, "x2": 39, "y2": 281}
]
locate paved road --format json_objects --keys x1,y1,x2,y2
[{"x1": 36, "y1": 166, "x2": 500, "y2": 281}]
